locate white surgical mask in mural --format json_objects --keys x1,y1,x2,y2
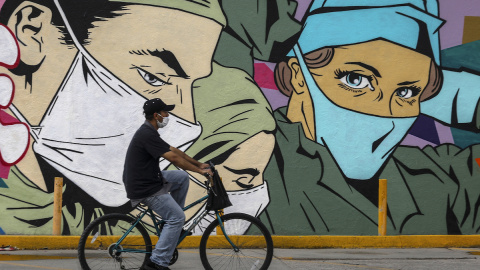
[
  {"x1": 224, "y1": 182, "x2": 269, "y2": 226},
  {"x1": 293, "y1": 45, "x2": 416, "y2": 180},
  {"x1": 7, "y1": 51, "x2": 147, "y2": 207},
  {"x1": 186, "y1": 182, "x2": 269, "y2": 235}
]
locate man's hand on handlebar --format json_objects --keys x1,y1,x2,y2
[
  {"x1": 199, "y1": 163, "x2": 210, "y2": 169},
  {"x1": 200, "y1": 167, "x2": 213, "y2": 179}
]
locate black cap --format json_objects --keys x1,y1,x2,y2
[{"x1": 143, "y1": 98, "x2": 175, "y2": 115}]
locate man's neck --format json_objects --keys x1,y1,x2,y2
[{"x1": 147, "y1": 119, "x2": 159, "y2": 130}]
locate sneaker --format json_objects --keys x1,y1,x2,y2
[{"x1": 143, "y1": 259, "x2": 171, "y2": 270}]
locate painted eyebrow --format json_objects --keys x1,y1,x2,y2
[
  {"x1": 397, "y1": 80, "x2": 420, "y2": 86},
  {"x1": 345, "y1": 62, "x2": 382, "y2": 78},
  {"x1": 129, "y1": 49, "x2": 189, "y2": 79},
  {"x1": 224, "y1": 166, "x2": 260, "y2": 176}
]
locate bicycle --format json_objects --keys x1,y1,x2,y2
[{"x1": 77, "y1": 163, "x2": 274, "y2": 270}]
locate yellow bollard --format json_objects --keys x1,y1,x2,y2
[
  {"x1": 53, "y1": 177, "x2": 63, "y2": 235},
  {"x1": 378, "y1": 179, "x2": 387, "y2": 236}
]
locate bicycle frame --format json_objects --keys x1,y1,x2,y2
[{"x1": 113, "y1": 193, "x2": 239, "y2": 254}]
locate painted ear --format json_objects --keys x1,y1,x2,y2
[
  {"x1": 7, "y1": 2, "x2": 54, "y2": 66},
  {"x1": 288, "y1": 58, "x2": 307, "y2": 94}
]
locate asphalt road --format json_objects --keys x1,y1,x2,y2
[{"x1": 0, "y1": 248, "x2": 479, "y2": 270}]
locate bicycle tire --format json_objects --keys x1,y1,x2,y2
[
  {"x1": 78, "y1": 213, "x2": 152, "y2": 270},
  {"x1": 199, "y1": 212, "x2": 273, "y2": 270}
]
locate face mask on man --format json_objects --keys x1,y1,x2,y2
[
  {"x1": 157, "y1": 116, "x2": 169, "y2": 128},
  {"x1": 293, "y1": 44, "x2": 416, "y2": 180}
]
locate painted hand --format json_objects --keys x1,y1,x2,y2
[
  {"x1": 0, "y1": 24, "x2": 29, "y2": 169},
  {"x1": 217, "y1": 132, "x2": 274, "y2": 191}
]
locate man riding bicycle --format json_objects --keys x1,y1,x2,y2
[{"x1": 123, "y1": 98, "x2": 212, "y2": 270}]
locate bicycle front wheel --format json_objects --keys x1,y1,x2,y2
[
  {"x1": 78, "y1": 213, "x2": 152, "y2": 270},
  {"x1": 199, "y1": 213, "x2": 273, "y2": 270}
]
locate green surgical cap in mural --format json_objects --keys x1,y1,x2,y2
[{"x1": 110, "y1": 0, "x2": 226, "y2": 27}]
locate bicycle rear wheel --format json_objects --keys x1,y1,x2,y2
[
  {"x1": 78, "y1": 213, "x2": 152, "y2": 270},
  {"x1": 199, "y1": 213, "x2": 273, "y2": 270}
]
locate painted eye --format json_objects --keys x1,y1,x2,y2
[
  {"x1": 137, "y1": 68, "x2": 166, "y2": 87},
  {"x1": 340, "y1": 73, "x2": 373, "y2": 90},
  {"x1": 395, "y1": 88, "x2": 420, "y2": 99}
]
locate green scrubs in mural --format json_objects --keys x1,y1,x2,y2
[
  {"x1": 260, "y1": 107, "x2": 480, "y2": 235},
  {"x1": 440, "y1": 40, "x2": 480, "y2": 148},
  {"x1": 213, "y1": 0, "x2": 301, "y2": 76},
  {"x1": 188, "y1": 0, "x2": 301, "y2": 163},
  {"x1": 189, "y1": 63, "x2": 275, "y2": 163},
  {"x1": 0, "y1": 167, "x2": 105, "y2": 235}
]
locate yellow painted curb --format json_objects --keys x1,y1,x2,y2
[
  {"x1": 271, "y1": 235, "x2": 480, "y2": 249},
  {"x1": 1, "y1": 235, "x2": 480, "y2": 250}
]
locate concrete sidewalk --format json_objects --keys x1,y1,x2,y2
[{"x1": 0, "y1": 248, "x2": 479, "y2": 269}]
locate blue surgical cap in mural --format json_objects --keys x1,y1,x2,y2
[{"x1": 288, "y1": 0, "x2": 444, "y2": 64}]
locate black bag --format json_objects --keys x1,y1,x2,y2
[{"x1": 206, "y1": 166, "x2": 232, "y2": 211}]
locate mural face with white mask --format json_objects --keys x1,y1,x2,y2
[
  {"x1": 3, "y1": 1, "x2": 222, "y2": 206},
  {"x1": 5, "y1": 2, "x2": 218, "y2": 206}
]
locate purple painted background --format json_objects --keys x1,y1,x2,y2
[{"x1": 439, "y1": 0, "x2": 480, "y2": 48}]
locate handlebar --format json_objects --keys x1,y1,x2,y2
[
  {"x1": 203, "y1": 161, "x2": 216, "y2": 179},
  {"x1": 203, "y1": 161, "x2": 216, "y2": 189},
  {"x1": 208, "y1": 161, "x2": 215, "y2": 170}
]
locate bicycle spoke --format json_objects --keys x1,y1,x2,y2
[{"x1": 78, "y1": 214, "x2": 152, "y2": 270}]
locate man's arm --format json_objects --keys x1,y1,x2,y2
[
  {"x1": 169, "y1": 146, "x2": 209, "y2": 168},
  {"x1": 162, "y1": 148, "x2": 212, "y2": 176}
]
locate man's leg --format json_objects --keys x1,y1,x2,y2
[
  {"x1": 162, "y1": 170, "x2": 190, "y2": 208},
  {"x1": 143, "y1": 194, "x2": 185, "y2": 267}
]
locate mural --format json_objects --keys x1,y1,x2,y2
[{"x1": 0, "y1": 0, "x2": 479, "y2": 236}]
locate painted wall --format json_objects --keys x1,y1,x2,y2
[{"x1": 0, "y1": 0, "x2": 479, "y2": 236}]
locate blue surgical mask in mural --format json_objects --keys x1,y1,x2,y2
[
  {"x1": 293, "y1": 45, "x2": 416, "y2": 180},
  {"x1": 285, "y1": 0, "x2": 446, "y2": 180}
]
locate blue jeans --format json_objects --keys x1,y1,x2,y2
[{"x1": 142, "y1": 170, "x2": 189, "y2": 267}]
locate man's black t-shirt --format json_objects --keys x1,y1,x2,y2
[{"x1": 123, "y1": 122, "x2": 170, "y2": 200}]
